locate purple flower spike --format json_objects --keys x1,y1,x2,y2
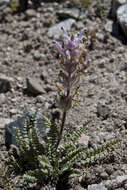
[
  {"x1": 53, "y1": 40, "x2": 65, "y2": 57},
  {"x1": 53, "y1": 28, "x2": 88, "y2": 111}
]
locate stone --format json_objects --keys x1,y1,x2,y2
[
  {"x1": 103, "y1": 180, "x2": 114, "y2": 189},
  {"x1": 74, "y1": 185, "x2": 85, "y2": 190},
  {"x1": 56, "y1": 8, "x2": 80, "y2": 19},
  {"x1": 116, "y1": 175, "x2": 127, "y2": 186},
  {"x1": 111, "y1": 0, "x2": 127, "y2": 18},
  {"x1": 104, "y1": 20, "x2": 113, "y2": 33},
  {"x1": 26, "y1": 9, "x2": 36, "y2": 18},
  {"x1": 100, "y1": 172, "x2": 109, "y2": 180},
  {"x1": 48, "y1": 19, "x2": 76, "y2": 39},
  {"x1": 0, "y1": 118, "x2": 12, "y2": 130},
  {"x1": 0, "y1": 94, "x2": 6, "y2": 104},
  {"x1": 26, "y1": 77, "x2": 45, "y2": 96},
  {"x1": 88, "y1": 184, "x2": 107, "y2": 190},
  {"x1": 124, "y1": 183, "x2": 127, "y2": 190},
  {"x1": 33, "y1": 51, "x2": 44, "y2": 61},
  {"x1": 5, "y1": 111, "x2": 49, "y2": 149},
  {"x1": 0, "y1": 74, "x2": 13, "y2": 93},
  {"x1": 78, "y1": 134, "x2": 89, "y2": 147},
  {"x1": 97, "y1": 103, "x2": 110, "y2": 119},
  {"x1": 96, "y1": 33, "x2": 104, "y2": 42},
  {"x1": 117, "y1": 4, "x2": 127, "y2": 38}
]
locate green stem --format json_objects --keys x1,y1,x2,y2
[{"x1": 56, "y1": 111, "x2": 67, "y2": 148}]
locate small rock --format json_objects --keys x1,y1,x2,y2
[
  {"x1": 104, "y1": 20, "x2": 113, "y2": 33},
  {"x1": 26, "y1": 9, "x2": 36, "y2": 18},
  {"x1": 9, "y1": 108, "x2": 18, "y2": 116},
  {"x1": 0, "y1": 74, "x2": 13, "y2": 93},
  {"x1": 78, "y1": 134, "x2": 89, "y2": 147},
  {"x1": 74, "y1": 185, "x2": 85, "y2": 190},
  {"x1": 117, "y1": 4, "x2": 127, "y2": 38},
  {"x1": 44, "y1": 102, "x2": 51, "y2": 109},
  {"x1": 40, "y1": 71, "x2": 48, "y2": 81},
  {"x1": 111, "y1": 0, "x2": 127, "y2": 18},
  {"x1": 116, "y1": 175, "x2": 127, "y2": 186},
  {"x1": 100, "y1": 172, "x2": 109, "y2": 180},
  {"x1": 26, "y1": 77, "x2": 45, "y2": 96},
  {"x1": 96, "y1": 32, "x2": 104, "y2": 42},
  {"x1": 124, "y1": 183, "x2": 127, "y2": 190},
  {"x1": 88, "y1": 184, "x2": 107, "y2": 190},
  {"x1": 56, "y1": 8, "x2": 80, "y2": 19},
  {"x1": 33, "y1": 51, "x2": 43, "y2": 61},
  {"x1": 0, "y1": 93, "x2": 6, "y2": 104},
  {"x1": 103, "y1": 180, "x2": 115, "y2": 189},
  {"x1": 36, "y1": 95, "x2": 45, "y2": 103},
  {"x1": 44, "y1": 84, "x2": 53, "y2": 92},
  {"x1": 5, "y1": 111, "x2": 49, "y2": 149},
  {"x1": 48, "y1": 19, "x2": 76, "y2": 39},
  {"x1": 97, "y1": 103, "x2": 110, "y2": 119},
  {"x1": 0, "y1": 118, "x2": 12, "y2": 130}
]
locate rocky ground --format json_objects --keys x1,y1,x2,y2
[{"x1": 0, "y1": 0, "x2": 127, "y2": 189}]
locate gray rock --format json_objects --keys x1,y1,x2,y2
[
  {"x1": 33, "y1": 51, "x2": 42, "y2": 61},
  {"x1": 111, "y1": 0, "x2": 127, "y2": 18},
  {"x1": 116, "y1": 175, "x2": 127, "y2": 186},
  {"x1": 5, "y1": 111, "x2": 49, "y2": 149},
  {"x1": 104, "y1": 20, "x2": 113, "y2": 33},
  {"x1": 88, "y1": 184, "x2": 107, "y2": 190},
  {"x1": 56, "y1": 8, "x2": 80, "y2": 19},
  {"x1": 0, "y1": 74, "x2": 13, "y2": 93},
  {"x1": 48, "y1": 19, "x2": 76, "y2": 39},
  {"x1": 26, "y1": 9, "x2": 36, "y2": 18},
  {"x1": 117, "y1": 4, "x2": 127, "y2": 38},
  {"x1": 100, "y1": 172, "x2": 109, "y2": 180},
  {"x1": 0, "y1": 118, "x2": 12, "y2": 130},
  {"x1": 97, "y1": 103, "x2": 110, "y2": 119},
  {"x1": 26, "y1": 77, "x2": 45, "y2": 95},
  {"x1": 74, "y1": 185, "x2": 85, "y2": 190},
  {"x1": 78, "y1": 134, "x2": 89, "y2": 147},
  {"x1": 103, "y1": 180, "x2": 114, "y2": 189},
  {"x1": 96, "y1": 33, "x2": 105, "y2": 42},
  {"x1": 0, "y1": 93, "x2": 6, "y2": 104}
]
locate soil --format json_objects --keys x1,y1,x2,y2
[{"x1": 0, "y1": 0, "x2": 127, "y2": 189}]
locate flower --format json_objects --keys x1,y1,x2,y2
[
  {"x1": 53, "y1": 27, "x2": 87, "y2": 73},
  {"x1": 53, "y1": 27, "x2": 87, "y2": 60},
  {"x1": 53, "y1": 28, "x2": 88, "y2": 111}
]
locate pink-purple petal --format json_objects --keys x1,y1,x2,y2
[{"x1": 53, "y1": 40, "x2": 65, "y2": 57}]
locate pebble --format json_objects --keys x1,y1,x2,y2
[
  {"x1": 0, "y1": 118, "x2": 12, "y2": 130},
  {"x1": 104, "y1": 20, "x2": 113, "y2": 33},
  {"x1": 0, "y1": 93, "x2": 6, "y2": 104},
  {"x1": 78, "y1": 134, "x2": 89, "y2": 147},
  {"x1": 117, "y1": 4, "x2": 127, "y2": 38},
  {"x1": 26, "y1": 9, "x2": 36, "y2": 18},
  {"x1": 47, "y1": 19, "x2": 76, "y2": 39},
  {"x1": 0, "y1": 74, "x2": 13, "y2": 93},
  {"x1": 26, "y1": 77, "x2": 45, "y2": 96},
  {"x1": 88, "y1": 184, "x2": 107, "y2": 190},
  {"x1": 116, "y1": 175, "x2": 127, "y2": 186},
  {"x1": 97, "y1": 103, "x2": 110, "y2": 119},
  {"x1": 56, "y1": 8, "x2": 80, "y2": 19}
]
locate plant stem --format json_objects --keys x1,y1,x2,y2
[{"x1": 56, "y1": 110, "x2": 67, "y2": 148}]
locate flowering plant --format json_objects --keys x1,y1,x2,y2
[
  {"x1": 5, "y1": 28, "x2": 119, "y2": 189},
  {"x1": 53, "y1": 27, "x2": 88, "y2": 147}
]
